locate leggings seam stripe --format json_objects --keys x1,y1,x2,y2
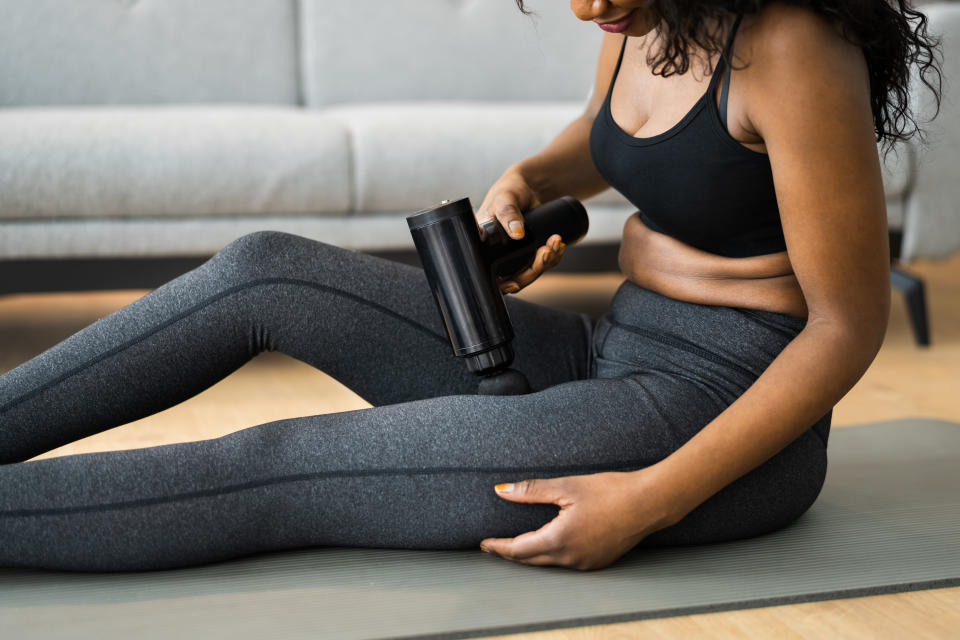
[
  {"x1": 0, "y1": 461, "x2": 649, "y2": 518},
  {"x1": 0, "y1": 277, "x2": 446, "y2": 416},
  {"x1": 607, "y1": 318, "x2": 756, "y2": 379}
]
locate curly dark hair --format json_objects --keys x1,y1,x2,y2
[{"x1": 514, "y1": 1, "x2": 942, "y2": 151}]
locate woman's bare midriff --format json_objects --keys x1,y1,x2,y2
[{"x1": 618, "y1": 212, "x2": 808, "y2": 318}]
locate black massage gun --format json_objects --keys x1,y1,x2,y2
[{"x1": 407, "y1": 196, "x2": 589, "y2": 396}]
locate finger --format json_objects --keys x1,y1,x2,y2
[
  {"x1": 474, "y1": 208, "x2": 496, "y2": 241},
  {"x1": 482, "y1": 541, "x2": 557, "y2": 567},
  {"x1": 499, "y1": 281, "x2": 521, "y2": 294},
  {"x1": 511, "y1": 248, "x2": 550, "y2": 288},
  {"x1": 545, "y1": 235, "x2": 567, "y2": 263},
  {"x1": 544, "y1": 242, "x2": 566, "y2": 271},
  {"x1": 509, "y1": 246, "x2": 555, "y2": 289},
  {"x1": 538, "y1": 242, "x2": 566, "y2": 270},
  {"x1": 499, "y1": 240, "x2": 567, "y2": 294},
  {"x1": 491, "y1": 198, "x2": 525, "y2": 239},
  {"x1": 481, "y1": 524, "x2": 561, "y2": 561},
  {"x1": 506, "y1": 554, "x2": 559, "y2": 567},
  {"x1": 493, "y1": 478, "x2": 566, "y2": 505}
]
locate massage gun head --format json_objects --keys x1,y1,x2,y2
[
  {"x1": 477, "y1": 368, "x2": 532, "y2": 396},
  {"x1": 407, "y1": 196, "x2": 589, "y2": 382}
]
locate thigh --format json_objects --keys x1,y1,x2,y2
[
  {"x1": 0, "y1": 232, "x2": 594, "y2": 461},
  {"x1": 207, "y1": 231, "x2": 595, "y2": 403}
]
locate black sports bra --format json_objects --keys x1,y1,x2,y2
[{"x1": 589, "y1": 15, "x2": 786, "y2": 258}]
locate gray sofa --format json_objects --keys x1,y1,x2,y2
[
  {"x1": 1, "y1": 1, "x2": 958, "y2": 340},
  {"x1": 0, "y1": 1, "x2": 631, "y2": 260}
]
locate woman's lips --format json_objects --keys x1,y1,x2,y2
[{"x1": 597, "y1": 9, "x2": 636, "y2": 33}]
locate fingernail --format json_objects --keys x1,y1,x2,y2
[
  {"x1": 506, "y1": 284, "x2": 520, "y2": 294},
  {"x1": 559, "y1": 242, "x2": 567, "y2": 251},
  {"x1": 480, "y1": 544, "x2": 490, "y2": 553},
  {"x1": 495, "y1": 483, "x2": 514, "y2": 493},
  {"x1": 509, "y1": 221, "x2": 524, "y2": 238}
]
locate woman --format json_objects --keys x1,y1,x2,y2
[{"x1": 0, "y1": 1, "x2": 941, "y2": 571}]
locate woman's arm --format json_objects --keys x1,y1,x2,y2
[
  {"x1": 482, "y1": 6, "x2": 890, "y2": 568},
  {"x1": 476, "y1": 32, "x2": 624, "y2": 233},
  {"x1": 475, "y1": 32, "x2": 625, "y2": 292},
  {"x1": 653, "y1": 5, "x2": 889, "y2": 518}
]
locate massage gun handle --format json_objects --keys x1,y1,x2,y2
[{"x1": 479, "y1": 196, "x2": 589, "y2": 278}]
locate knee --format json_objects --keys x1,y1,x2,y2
[
  {"x1": 211, "y1": 231, "x2": 338, "y2": 279},
  {"x1": 219, "y1": 230, "x2": 303, "y2": 264}
]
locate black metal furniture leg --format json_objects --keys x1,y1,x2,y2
[{"x1": 890, "y1": 266, "x2": 931, "y2": 346}]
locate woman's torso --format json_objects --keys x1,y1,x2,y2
[{"x1": 589, "y1": 14, "x2": 808, "y2": 317}]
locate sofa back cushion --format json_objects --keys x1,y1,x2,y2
[
  {"x1": 300, "y1": 0, "x2": 603, "y2": 106},
  {"x1": 0, "y1": 0, "x2": 299, "y2": 106}
]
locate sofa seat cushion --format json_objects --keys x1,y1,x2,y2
[
  {"x1": 323, "y1": 101, "x2": 634, "y2": 214},
  {"x1": 0, "y1": 107, "x2": 352, "y2": 220}
]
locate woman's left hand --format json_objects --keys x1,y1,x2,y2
[{"x1": 479, "y1": 468, "x2": 678, "y2": 570}]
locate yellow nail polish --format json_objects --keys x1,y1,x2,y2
[{"x1": 495, "y1": 483, "x2": 513, "y2": 492}]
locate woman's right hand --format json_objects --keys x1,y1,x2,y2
[{"x1": 476, "y1": 167, "x2": 567, "y2": 294}]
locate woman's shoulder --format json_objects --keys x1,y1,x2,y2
[
  {"x1": 732, "y1": 3, "x2": 872, "y2": 155},
  {"x1": 738, "y1": 3, "x2": 860, "y2": 72},
  {"x1": 736, "y1": 3, "x2": 869, "y2": 120}
]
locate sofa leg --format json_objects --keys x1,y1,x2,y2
[{"x1": 890, "y1": 266, "x2": 930, "y2": 346}]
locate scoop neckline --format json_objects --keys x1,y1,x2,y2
[
  {"x1": 602, "y1": 82, "x2": 713, "y2": 147},
  {"x1": 601, "y1": 32, "x2": 770, "y2": 157}
]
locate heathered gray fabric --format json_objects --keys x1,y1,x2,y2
[{"x1": 0, "y1": 231, "x2": 830, "y2": 571}]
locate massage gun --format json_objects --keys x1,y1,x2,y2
[{"x1": 407, "y1": 196, "x2": 589, "y2": 396}]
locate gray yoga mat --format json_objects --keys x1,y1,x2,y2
[{"x1": 2, "y1": 418, "x2": 958, "y2": 640}]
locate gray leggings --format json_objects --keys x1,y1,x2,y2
[{"x1": 0, "y1": 231, "x2": 830, "y2": 571}]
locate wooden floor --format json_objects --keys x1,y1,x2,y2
[{"x1": 1, "y1": 252, "x2": 959, "y2": 638}]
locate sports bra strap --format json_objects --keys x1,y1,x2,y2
[
  {"x1": 605, "y1": 34, "x2": 628, "y2": 101},
  {"x1": 715, "y1": 13, "x2": 744, "y2": 127}
]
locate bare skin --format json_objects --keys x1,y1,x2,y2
[
  {"x1": 619, "y1": 214, "x2": 808, "y2": 317},
  {"x1": 476, "y1": 0, "x2": 890, "y2": 570},
  {"x1": 481, "y1": 5, "x2": 806, "y2": 315}
]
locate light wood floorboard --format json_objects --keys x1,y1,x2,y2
[{"x1": 1, "y1": 253, "x2": 958, "y2": 638}]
